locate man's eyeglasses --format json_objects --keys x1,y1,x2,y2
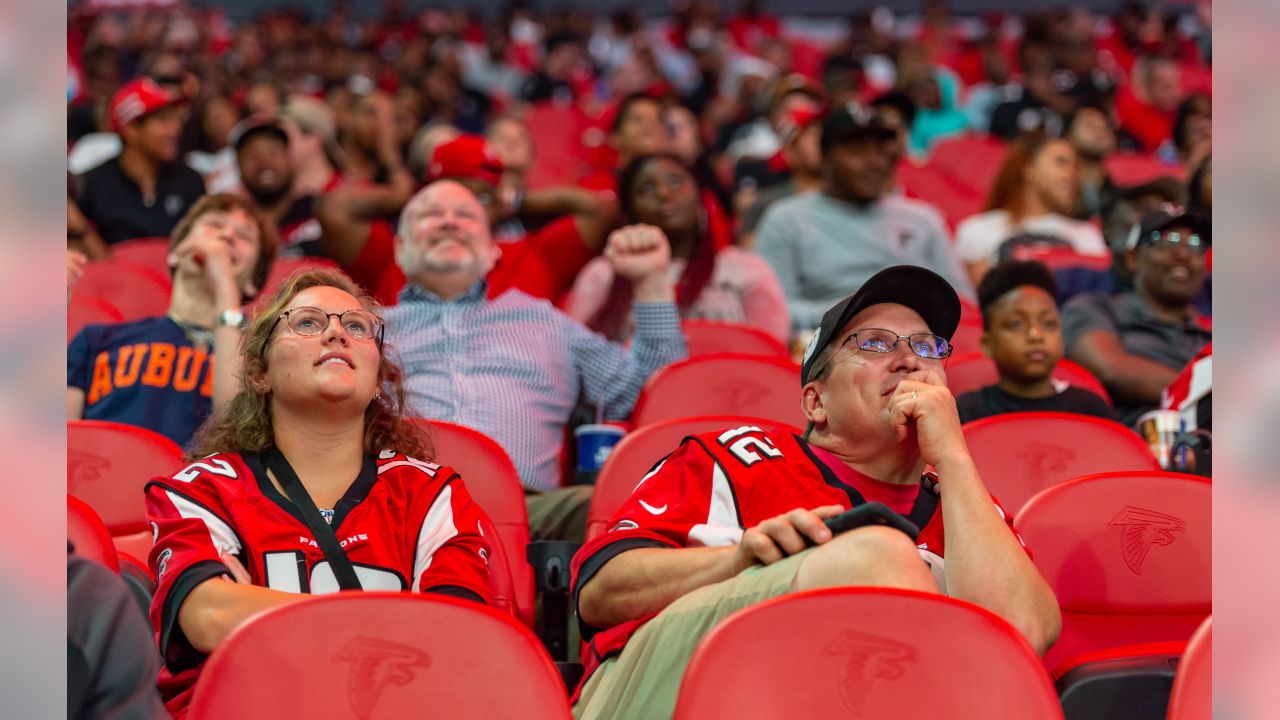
[
  {"x1": 262, "y1": 307, "x2": 384, "y2": 359},
  {"x1": 1145, "y1": 231, "x2": 1208, "y2": 253},
  {"x1": 814, "y1": 328, "x2": 952, "y2": 377}
]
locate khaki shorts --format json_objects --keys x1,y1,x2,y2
[{"x1": 573, "y1": 550, "x2": 809, "y2": 720}]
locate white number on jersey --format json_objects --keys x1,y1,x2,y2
[
  {"x1": 262, "y1": 550, "x2": 404, "y2": 593},
  {"x1": 716, "y1": 426, "x2": 783, "y2": 467},
  {"x1": 172, "y1": 458, "x2": 238, "y2": 483}
]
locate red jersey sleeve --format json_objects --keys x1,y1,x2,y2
[
  {"x1": 342, "y1": 219, "x2": 406, "y2": 306},
  {"x1": 409, "y1": 469, "x2": 493, "y2": 605},
  {"x1": 488, "y1": 217, "x2": 597, "y2": 301},
  {"x1": 146, "y1": 455, "x2": 245, "y2": 672},
  {"x1": 571, "y1": 436, "x2": 745, "y2": 635}
]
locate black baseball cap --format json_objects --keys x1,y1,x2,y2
[
  {"x1": 820, "y1": 100, "x2": 896, "y2": 153},
  {"x1": 800, "y1": 265, "x2": 962, "y2": 385},
  {"x1": 1126, "y1": 204, "x2": 1212, "y2": 250},
  {"x1": 230, "y1": 116, "x2": 289, "y2": 152}
]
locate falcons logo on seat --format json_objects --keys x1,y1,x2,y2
[
  {"x1": 1109, "y1": 506, "x2": 1187, "y2": 575},
  {"x1": 823, "y1": 630, "x2": 919, "y2": 717},
  {"x1": 334, "y1": 636, "x2": 431, "y2": 720},
  {"x1": 67, "y1": 449, "x2": 110, "y2": 493}
]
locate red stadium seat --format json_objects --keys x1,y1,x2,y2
[
  {"x1": 67, "y1": 495, "x2": 120, "y2": 573},
  {"x1": 261, "y1": 255, "x2": 340, "y2": 297},
  {"x1": 681, "y1": 321, "x2": 790, "y2": 359},
  {"x1": 67, "y1": 420, "x2": 185, "y2": 561},
  {"x1": 962, "y1": 412, "x2": 1160, "y2": 515},
  {"x1": 895, "y1": 160, "x2": 985, "y2": 230},
  {"x1": 958, "y1": 296, "x2": 982, "y2": 326},
  {"x1": 1167, "y1": 617, "x2": 1211, "y2": 720},
  {"x1": 525, "y1": 103, "x2": 593, "y2": 189},
  {"x1": 928, "y1": 133, "x2": 1009, "y2": 198},
  {"x1": 67, "y1": 296, "x2": 124, "y2": 343},
  {"x1": 1103, "y1": 153, "x2": 1186, "y2": 186},
  {"x1": 586, "y1": 415, "x2": 801, "y2": 541},
  {"x1": 948, "y1": 318, "x2": 985, "y2": 357},
  {"x1": 189, "y1": 593, "x2": 572, "y2": 719},
  {"x1": 945, "y1": 352, "x2": 1113, "y2": 406},
  {"x1": 410, "y1": 419, "x2": 534, "y2": 628},
  {"x1": 1008, "y1": 246, "x2": 1114, "y2": 273},
  {"x1": 70, "y1": 259, "x2": 172, "y2": 322},
  {"x1": 630, "y1": 354, "x2": 806, "y2": 430},
  {"x1": 673, "y1": 587, "x2": 1062, "y2": 720},
  {"x1": 1014, "y1": 472, "x2": 1211, "y2": 676},
  {"x1": 109, "y1": 236, "x2": 171, "y2": 277}
]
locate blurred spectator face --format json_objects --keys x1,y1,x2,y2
[
  {"x1": 125, "y1": 107, "x2": 183, "y2": 163},
  {"x1": 628, "y1": 157, "x2": 700, "y2": 235},
  {"x1": 613, "y1": 98, "x2": 671, "y2": 159},
  {"x1": 246, "y1": 83, "x2": 281, "y2": 119},
  {"x1": 201, "y1": 97, "x2": 240, "y2": 152},
  {"x1": 237, "y1": 134, "x2": 294, "y2": 206},
  {"x1": 787, "y1": 124, "x2": 823, "y2": 176},
  {"x1": 1066, "y1": 107, "x2": 1116, "y2": 161},
  {"x1": 981, "y1": 285, "x2": 1064, "y2": 385},
  {"x1": 396, "y1": 181, "x2": 499, "y2": 283},
  {"x1": 487, "y1": 118, "x2": 534, "y2": 175},
  {"x1": 545, "y1": 41, "x2": 584, "y2": 79},
  {"x1": 394, "y1": 89, "x2": 425, "y2": 150},
  {"x1": 664, "y1": 106, "x2": 702, "y2": 166},
  {"x1": 1144, "y1": 60, "x2": 1183, "y2": 113},
  {"x1": 1056, "y1": 35, "x2": 1098, "y2": 77},
  {"x1": 173, "y1": 207, "x2": 264, "y2": 293},
  {"x1": 905, "y1": 77, "x2": 942, "y2": 112},
  {"x1": 148, "y1": 52, "x2": 186, "y2": 93},
  {"x1": 349, "y1": 94, "x2": 380, "y2": 151},
  {"x1": 826, "y1": 136, "x2": 893, "y2": 205},
  {"x1": 1128, "y1": 222, "x2": 1209, "y2": 306},
  {"x1": 1026, "y1": 139, "x2": 1079, "y2": 215},
  {"x1": 874, "y1": 106, "x2": 910, "y2": 168}
]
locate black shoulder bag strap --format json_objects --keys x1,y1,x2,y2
[{"x1": 264, "y1": 448, "x2": 363, "y2": 591}]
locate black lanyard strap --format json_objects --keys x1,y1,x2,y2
[{"x1": 265, "y1": 449, "x2": 363, "y2": 591}]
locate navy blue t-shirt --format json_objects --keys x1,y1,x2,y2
[{"x1": 67, "y1": 317, "x2": 214, "y2": 449}]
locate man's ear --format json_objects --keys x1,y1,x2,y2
[
  {"x1": 1124, "y1": 247, "x2": 1139, "y2": 276},
  {"x1": 801, "y1": 381, "x2": 826, "y2": 427}
]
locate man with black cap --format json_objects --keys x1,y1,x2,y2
[
  {"x1": 756, "y1": 101, "x2": 973, "y2": 335},
  {"x1": 569, "y1": 265, "x2": 1059, "y2": 720},
  {"x1": 1063, "y1": 205, "x2": 1212, "y2": 426}
]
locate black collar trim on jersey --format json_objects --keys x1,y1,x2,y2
[
  {"x1": 244, "y1": 450, "x2": 378, "y2": 531},
  {"x1": 795, "y1": 435, "x2": 941, "y2": 531}
]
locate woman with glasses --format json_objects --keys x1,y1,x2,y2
[
  {"x1": 566, "y1": 153, "x2": 789, "y2": 344},
  {"x1": 145, "y1": 269, "x2": 493, "y2": 717}
]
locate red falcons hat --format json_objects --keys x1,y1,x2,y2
[
  {"x1": 427, "y1": 135, "x2": 503, "y2": 186},
  {"x1": 109, "y1": 77, "x2": 182, "y2": 134},
  {"x1": 777, "y1": 105, "x2": 824, "y2": 144}
]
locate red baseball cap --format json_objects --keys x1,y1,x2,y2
[
  {"x1": 777, "y1": 105, "x2": 824, "y2": 144},
  {"x1": 426, "y1": 135, "x2": 503, "y2": 186},
  {"x1": 110, "y1": 77, "x2": 182, "y2": 134}
]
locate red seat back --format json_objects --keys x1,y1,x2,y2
[
  {"x1": 410, "y1": 420, "x2": 534, "y2": 627},
  {"x1": 1103, "y1": 152, "x2": 1186, "y2": 186},
  {"x1": 945, "y1": 353, "x2": 1113, "y2": 406},
  {"x1": 67, "y1": 495, "x2": 120, "y2": 573},
  {"x1": 962, "y1": 412, "x2": 1160, "y2": 516},
  {"x1": 189, "y1": 593, "x2": 572, "y2": 719},
  {"x1": 948, "y1": 319, "x2": 985, "y2": 357},
  {"x1": 71, "y1": 259, "x2": 171, "y2": 322},
  {"x1": 587, "y1": 416, "x2": 801, "y2": 541},
  {"x1": 630, "y1": 353, "x2": 806, "y2": 430},
  {"x1": 67, "y1": 296, "x2": 124, "y2": 343},
  {"x1": 674, "y1": 587, "x2": 1062, "y2": 720},
  {"x1": 1014, "y1": 472, "x2": 1211, "y2": 674},
  {"x1": 1167, "y1": 617, "x2": 1211, "y2": 720},
  {"x1": 109, "y1": 237, "x2": 171, "y2": 276},
  {"x1": 895, "y1": 161, "x2": 985, "y2": 230},
  {"x1": 261, "y1": 256, "x2": 339, "y2": 298},
  {"x1": 682, "y1": 321, "x2": 789, "y2": 359},
  {"x1": 928, "y1": 134, "x2": 1009, "y2": 198},
  {"x1": 68, "y1": 420, "x2": 184, "y2": 557}
]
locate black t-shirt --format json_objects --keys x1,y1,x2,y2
[
  {"x1": 956, "y1": 383, "x2": 1116, "y2": 425},
  {"x1": 78, "y1": 156, "x2": 206, "y2": 245}
]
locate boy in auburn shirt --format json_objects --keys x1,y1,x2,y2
[
  {"x1": 956, "y1": 260, "x2": 1114, "y2": 424},
  {"x1": 67, "y1": 194, "x2": 277, "y2": 448}
]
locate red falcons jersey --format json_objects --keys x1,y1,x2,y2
[
  {"x1": 1162, "y1": 342, "x2": 1211, "y2": 432},
  {"x1": 146, "y1": 449, "x2": 493, "y2": 717},
  {"x1": 569, "y1": 426, "x2": 1022, "y2": 689}
]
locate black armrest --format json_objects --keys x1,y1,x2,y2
[
  {"x1": 527, "y1": 540, "x2": 582, "y2": 661},
  {"x1": 1056, "y1": 650, "x2": 1180, "y2": 720}
]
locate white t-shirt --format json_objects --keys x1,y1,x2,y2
[{"x1": 955, "y1": 210, "x2": 1107, "y2": 263}]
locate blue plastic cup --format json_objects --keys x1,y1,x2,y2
[{"x1": 574, "y1": 424, "x2": 627, "y2": 473}]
